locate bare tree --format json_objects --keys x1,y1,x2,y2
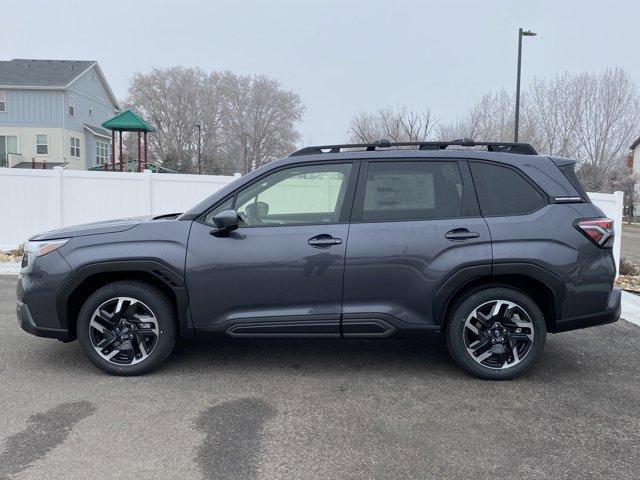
[
  {"x1": 573, "y1": 68, "x2": 640, "y2": 191},
  {"x1": 127, "y1": 67, "x2": 205, "y2": 172},
  {"x1": 220, "y1": 73, "x2": 304, "y2": 173},
  {"x1": 435, "y1": 118, "x2": 473, "y2": 142},
  {"x1": 436, "y1": 90, "x2": 514, "y2": 142},
  {"x1": 435, "y1": 69, "x2": 640, "y2": 196},
  {"x1": 127, "y1": 67, "x2": 304, "y2": 174},
  {"x1": 609, "y1": 154, "x2": 639, "y2": 220},
  {"x1": 521, "y1": 74, "x2": 580, "y2": 158},
  {"x1": 348, "y1": 106, "x2": 436, "y2": 143}
]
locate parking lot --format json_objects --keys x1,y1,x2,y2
[{"x1": 1, "y1": 274, "x2": 639, "y2": 480}]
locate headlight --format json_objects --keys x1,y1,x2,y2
[{"x1": 24, "y1": 238, "x2": 70, "y2": 257}]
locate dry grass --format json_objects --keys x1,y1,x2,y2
[
  {"x1": 620, "y1": 257, "x2": 640, "y2": 276},
  {"x1": 616, "y1": 257, "x2": 640, "y2": 292},
  {"x1": 616, "y1": 275, "x2": 640, "y2": 293},
  {"x1": 0, "y1": 246, "x2": 23, "y2": 263}
]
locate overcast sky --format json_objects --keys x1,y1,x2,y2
[{"x1": 3, "y1": 0, "x2": 639, "y2": 145}]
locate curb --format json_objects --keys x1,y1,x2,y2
[{"x1": 621, "y1": 291, "x2": 640, "y2": 327}]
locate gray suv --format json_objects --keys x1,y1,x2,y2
[{"x1": 17, "y1": 139, "x2": 621, "y2": 379}]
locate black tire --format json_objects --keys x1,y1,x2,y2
[
  {"x1": 77, "y1": 280, "x2": 176, "y2": 376},
  {"x1": 446, "y1": 287, "x2": 547, "y2": 380}
]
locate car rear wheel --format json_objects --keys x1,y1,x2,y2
[
  {"x1": 77, "y1": 281, "x2": 176, "y2": 376},
  {"x1": 446, "y1": 287, "x2": 547, "y2": 380}
]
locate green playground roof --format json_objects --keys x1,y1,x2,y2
[{"x1": 102, "y1": 109, "x2": 155, "y2": 132}]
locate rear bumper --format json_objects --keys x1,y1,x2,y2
[
  {"x1": 553, "y1": 287, "x2": 621, "y2": 333},
  {"x1": 17, "y1": 300, "x2": 72, "y2": 341}
]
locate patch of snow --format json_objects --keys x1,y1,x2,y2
[
  {"x1": 621, "y1": 290, "x2": 640, "y2": 326},
  {"x1": 0, "y1": 262, "x2": 20, "y2": 275}
]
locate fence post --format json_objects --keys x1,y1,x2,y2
[
  {"x1": 613, "y1": 191, "x2": 624, "y2": 275},
  {"x1": 53, "y1": 166, "x2": 64, "y2": 228},
  {"x1": 143, "y1": 169, "x2": 153, "y2": 216}
]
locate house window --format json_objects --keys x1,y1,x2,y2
[
  {"x1": 68, "y1": 95, "x2": 74, "y2": 116},
  {"x1": 0, "y1": 91, "x2": 5, "y2": 112},
  {"x1": 95, "y1": 140, "x2": 110, "y2": 165},
  {"x1": 36, "y1": 134, "x2": 48, "y2": 155},
  {"x1": 70, "y1": 137, "x2": 80, "y2": 157}
]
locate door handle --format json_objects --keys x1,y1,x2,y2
[
  {"x1": 308, "y1": 234, "x2": 343, "y2": 248},
  {"x1": 445, "y1": 228, "x2": 480, "y2": 241}
]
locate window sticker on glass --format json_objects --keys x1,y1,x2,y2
[{"x1": 367, "y1": 173, "x2": 435, "y2": 211}]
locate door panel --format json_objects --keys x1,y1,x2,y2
[
  {"x1": 185, "y1": 161, "x2": 358, "y2": 336},
  {"x1": 186, "y1": 222, "x2": 348, "y2": 334},
  {"x1": 342, "y1": 218, "x2": 491, "y2": 327},
  {"x1": 342, "y1": 158, "x2": 491, "y2": 329}
]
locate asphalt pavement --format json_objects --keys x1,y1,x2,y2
[
  {"x1": 622, "y1": 225, "x2": 640, "y2": 264},
  {"x1": 1, "y1": 274, "x2": 639, "y2": 480}
]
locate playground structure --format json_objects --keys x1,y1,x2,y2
[{"x1": 101, "y1": 110, "x2": 155, "y2": 172}]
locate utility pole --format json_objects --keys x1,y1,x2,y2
[
  {"x1": 514, "y1": 28, "x2": 537, "y2": 142},
  {"x1": 194, "y1": 124, "x2": 202, "y2": 174}
]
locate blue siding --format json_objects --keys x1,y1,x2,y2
[
  {"x1": 66, "y1": 65, "x2": 118, "y2": 132},
  {"x1": 0, "y1": 89, "x2": 63, "y2": 126}
]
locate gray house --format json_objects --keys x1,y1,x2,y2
[{"x1": 0, "y1": 59, "x2": 120, "y2": 169}]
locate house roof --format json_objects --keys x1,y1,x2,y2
[
  {"x1": 631, "y1": 135, "x2": 640, "y2": 150},
  {"x1": 102, "y1": 109, "x2": 155, "y2": 132},
  {"x1": 0, "y1": 59, "x2": 95, "y2": 86},
  {"x1": 0, "y1": 59, "x2": 120, "y2": 109},
  {"x1": 84, "y1": 124, "x2": 112, "y2": 138}
]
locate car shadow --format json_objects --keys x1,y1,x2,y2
[
  {"x1": 166, "y1": 333, "x2": 456, "y2": 375},
  {"x1": 27, "y1": 328, "x2": 608, "y2": 382}
]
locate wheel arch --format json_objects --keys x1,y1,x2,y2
[
  {"x1": 434, "y1": 263, "x2": 566, "y2": 332},
  {"x1": 58, "y1": 260, "x2": 194, "y2": 341}
]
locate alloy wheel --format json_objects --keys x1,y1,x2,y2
[
  {"x1": 89, "y1": 297, "x2": 160, "y2": 365},
  {"x1": 463, "y1": 299, "x2": 535, "y2": 370}
]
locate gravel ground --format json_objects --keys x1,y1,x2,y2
[{"x1": 1, "y1": 274, "x2": 639, "y2": 480}]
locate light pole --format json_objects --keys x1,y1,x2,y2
[
  {"x1": 514, "y1": 28, "x2": 537, "y2": 142},
  {"x1": 194, "y1": 124, "x2": 202, "y2": 174}
]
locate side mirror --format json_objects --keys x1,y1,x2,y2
[{"x1": 210, "y1": 209, "x2": 239, "y2": 236}]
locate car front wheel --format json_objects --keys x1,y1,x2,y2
[
  {"x1": 446, "y1": 287, "x2": 547, "y2": 380},
  {"x1": 77, "y1": 280, "x2": 176, "y2": 376}
]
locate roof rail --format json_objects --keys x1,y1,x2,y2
[{"x1": 290, "y1": 138, "x2": 538, "y2": 156}]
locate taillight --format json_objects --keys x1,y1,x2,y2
[{"x1": 575, "y1": 218, "x2": 614, "y2": 247}]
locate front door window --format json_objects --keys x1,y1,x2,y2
[{"x1": 233, "y1": 163, "x2": 353, "y2": 227}]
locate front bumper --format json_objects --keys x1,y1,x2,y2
[
  {"x1": 553, "y1": 287, "x2": 621, "y2": 333},
  {"x1": 17, "y1": 300, "x2": 72, "y2": 341},
  {"x1": 17, "y1": 250, "x2": 73, "y2": 341}
]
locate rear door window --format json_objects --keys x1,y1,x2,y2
[
  {"x1": 469, "y1": 161, "x2": 546, "y2": 216},
  {"x1": 360, "y1": 161, "x2": 464, "y2": 221}
]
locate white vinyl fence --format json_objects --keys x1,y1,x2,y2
[
  {"x1": 587, "y1": 191, "x2": 624, "y2": 274},
  {"x1": 0, "y1": 167, "x2": 239, "y2": 250},
  {"x1": 0, "y1": 167, "x2": 625, "y2": 272}
]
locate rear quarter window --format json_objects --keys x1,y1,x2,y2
[
  {"x1": 558, "y1": 163, "x2": 590, "y2": 201},
  {"x1": 469, "y1": 161, "x2": 547, "y2": 216}
]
